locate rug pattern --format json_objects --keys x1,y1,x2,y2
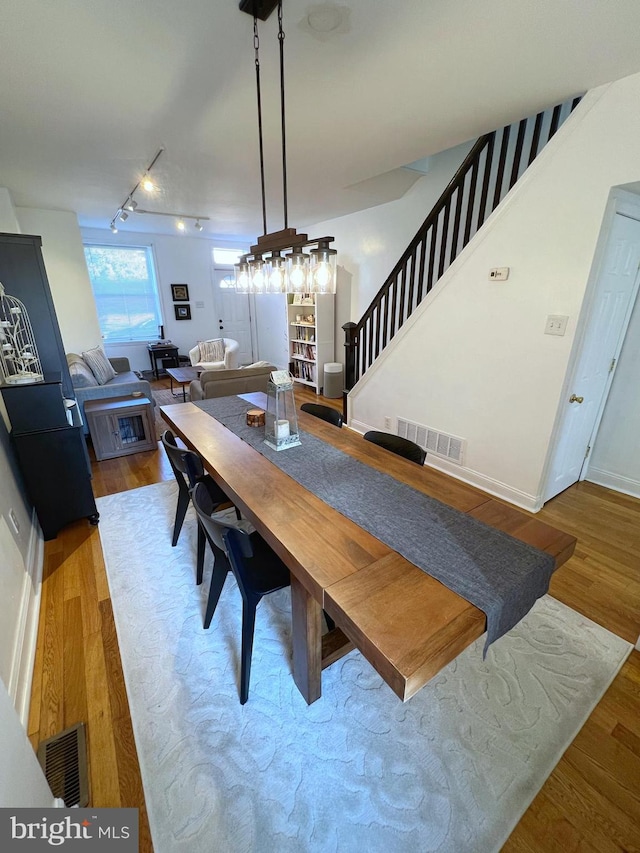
[
  {"x1": 97, "y1": 481, "x2": 631, "y2": 853},
  {"x1": 152, "y1": 389, "x2": 188, "y2": 439}
]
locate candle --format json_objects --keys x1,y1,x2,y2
[{"x1": 276, "y1": 419, "x2": 290, "y2": 439}]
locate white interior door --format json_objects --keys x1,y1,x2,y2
[
  {"x1": 544, "y1": 213, "x2": 640, "y2": 502},
  {"x1": 211, "y1": 269, "x2": 254, "y2": 365}
]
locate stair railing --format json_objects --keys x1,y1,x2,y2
[{"x1": 343, "y1": 96, "x2": 581, "y2": 398}]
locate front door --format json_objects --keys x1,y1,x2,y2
[
  {"x1": 211, "y1": 269, "x2": 253, "y2": 365},
  {"x1": 543, "y1": 213, "x2": 640, "y2": 502}
]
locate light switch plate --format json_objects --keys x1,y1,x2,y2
[{"x1": 544, "y1": 315, "x2": 569, "y2": 336}]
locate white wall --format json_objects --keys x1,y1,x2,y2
[
  {"x1": 0, "y1": 678, "x2": 54, "y2": 807},
  {"x1": 0, "y1": 190, "x2": 43, "y2": 723},
  {"x1": 253, "y1": 293, "x2": 289, "y2": 369},
  {"x1": 587, "y1": 286, "x2": 640, "y2": 497},
  {"x1": 0, "y1": 188, "x2": 20, "y2": 233},
  {"x1": 16, "y1": 208, "x2": 102, "y2": 355},
  {"x1": 309, "y1": 72, "x2": 640, "y2": 510},
  {"x1": 81, "y1": 227, "x2": 248, "y2": 371},
  {"x1": 310, "y1": 141, "x2": 474, "y2": 343}
]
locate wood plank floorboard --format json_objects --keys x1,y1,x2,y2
[{"x1": 28, "y1": 378, "x2": 640, "y2": 852}]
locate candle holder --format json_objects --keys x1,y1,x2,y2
[
  {"x1": 0, "y1": 282, "x2": 44, "y2": 385},
  {"x1": 264, "y1": 371, "x2": 301, "y2": 451}
]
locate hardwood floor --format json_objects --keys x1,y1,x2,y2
[{"x1": 27, "y1": 379, "x2": 640, "y2": 852}]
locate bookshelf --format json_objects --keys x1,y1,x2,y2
[{"x1": 287, "y1": 293, "x2": 334, "y2": 394}]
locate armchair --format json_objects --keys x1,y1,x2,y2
[{"x1": 188, "y1": 338, "x2": 239, "y2": 371}]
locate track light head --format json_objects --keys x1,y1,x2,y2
[
  {"x1": 110, "y1": 222, "x2": 118, "y2": 234},
  {"x1": 142, "y1": 174, "x2": 155, "y2": 192},
  {"x1": 195, "y1": 220, "x2": 204, "y2": 232},
  {"x1": 119, "y1": 210, "x2": 128, "y2": 222},
  {"x1": 176, "y1": 218, "x2": 186, "y2": 231},
  {"x1": 125, "y1": 198, "x2": 137, "y2": 212}
]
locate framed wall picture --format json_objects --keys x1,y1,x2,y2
[
  {"x1": 171, "y1": 284, "x2": 189, "y2": 302},
  {"x1": 174, "y1": 304, "x2": 191, "y2": 320}
]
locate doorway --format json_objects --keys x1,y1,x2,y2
[
  {"x1": 543, "y1": 198, "x2": 640, "y2": 503},
  {"x1": 211, "y1": 268, "x2": 254, "y2": 365}
]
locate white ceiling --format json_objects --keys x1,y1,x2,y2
[{"x1": 2, "y1": 0, "x2": 640, "y2": 242}]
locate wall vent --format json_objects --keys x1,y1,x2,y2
[
  {"x1": 37, "y1": 722, "x2": 89, "y2": 807},
  {"x1": 397, "y1": 418, "x2": 465, "y2": 465}
]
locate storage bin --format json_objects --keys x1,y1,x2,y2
[{"x1": 323, "y1": 362, "x2": 343, "y2": 399}]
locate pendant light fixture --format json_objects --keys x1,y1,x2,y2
[{"x1": 235, "y1": 0, "x2": 337, "y2": 295}]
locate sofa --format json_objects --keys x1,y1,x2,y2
[
  {"x1": 66, "y1": 353, "x2": 155, "y2": 432},
  {"x1": 188, "y1": 338, "x2": 239, "y2": 371},
  {"x1": 189, "y1": 362, "x2": 276, "y2": 401}
]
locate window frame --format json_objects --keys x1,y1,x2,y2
[{"x1": 83, "y1": 242, "x2": 164, "y2": 344}]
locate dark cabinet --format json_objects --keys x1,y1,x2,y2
[{"x1": 0, "y1": 233, "x2": 98, "y2": 540}]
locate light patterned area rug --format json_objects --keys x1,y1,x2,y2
[
  {"x1": 97, "y1": 481, "x2": 632, "y2": 853},
  {"x1": 152, "y1": 389, "x2": 188, "y2": 439}
]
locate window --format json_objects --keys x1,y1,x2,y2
[
  {"x1": 212, "y1": 247, "x2": 246, "y2": 265},
  {"x1": 84, "y1": 244, "x2": 162, "y2": 343}
]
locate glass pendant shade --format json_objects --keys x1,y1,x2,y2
[
  {"x1": 267, "y1": 253, "x2": 286, "y2": 293},
  {"x1": 309, "y1": 243, "x2": 337, "y2": 294},
  {"x1": 286, "y1": 247, "x2": 310, "y2": 294},
  {"x1": 248, "y1": 257, "x2": 266, "y2": 293},
  {"x1": 234, "y1": 260, "x2": 251, "y2": 293}
]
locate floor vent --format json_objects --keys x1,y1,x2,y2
[
  {"x1": 37, "y1": 722, "x2": 89, "y2": 807},
  {"x1": 397, "y1": 418, "x2": 465, "y2": 464}
]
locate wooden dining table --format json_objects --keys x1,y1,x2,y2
[{"x1": 160, "y1": 393, "x2": 576, "y2": 705}]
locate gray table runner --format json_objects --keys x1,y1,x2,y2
[{"x1": 195, "y1": 397, "x2": 555, "y2": 654}]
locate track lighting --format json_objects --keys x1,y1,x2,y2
[
  {"x1": 108, "y1": 148, "x2": 211, "y2": 235},
  {"x1": 134, "y1": 209, "x2": 211, "y2": 231},
  {"x1": 109, "y1": 147, "x2": 163, "y2": 231}
]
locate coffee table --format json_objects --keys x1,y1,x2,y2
[{"x1": 166, "y1": 366, "x2": 200, "y2": 401}]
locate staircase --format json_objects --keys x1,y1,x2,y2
[{"x1": 343, "y1": 96, "x2": 582, "y2": 392}]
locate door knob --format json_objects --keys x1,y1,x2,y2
[{"x1": 569, "y1": 394, "x2": 584, "y2": 404}]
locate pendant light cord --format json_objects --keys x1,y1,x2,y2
[
  {"x1": 254, "y1": 15, "x2": 268, "y2": 236},
  {"x1": 278, "y1": 1, "x2": 288, "y2": 230}
]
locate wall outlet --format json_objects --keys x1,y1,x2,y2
[
  {"x1": 384, "y1": 416, "x2": 391, "y2": 429},
  {"x1": 489, "y1": 267, "x2": 509, "y2": 281},
  {"x1": 544, "y1": 314, "x2": 569, "y2": 336}
]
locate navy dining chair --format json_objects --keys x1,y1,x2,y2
[
  {"x1": 363, "y1": 430, "x2": 426, "y2": 465},
  {"x1": 190, "y1": 480, "x2": 291, "y2": 704}
]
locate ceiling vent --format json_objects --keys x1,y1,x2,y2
[{"x1": 397, "y1": 418, "x2": 465, "y2": 465}]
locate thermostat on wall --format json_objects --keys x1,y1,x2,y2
[{"x1": 489, "y1": 267, "x2": 510, "y2": 281}]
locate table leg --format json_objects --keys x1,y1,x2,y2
[{"x1": 290, "y1": 574, "x2": 322, "y2": 704}]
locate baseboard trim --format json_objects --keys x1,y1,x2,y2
[
  {"x1": 585, "y1": 468, "x2": 640, "y2": 500},
  {"x1": 347, "y1": 420, "x2": 541, "y2": 512},
  {"x1": 425, "y1": 456, "x2": 541, "y2": 512},
  {"x1": 12, "y1": 510, "x2": 44, "y2": 728}
]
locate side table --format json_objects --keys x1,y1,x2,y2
[
  {"x1": 85, "y1": 396, "x2": 156, "y2": 460},
  {"x1": 147, "y1": 344, "x2": 179, "y2": 379}
]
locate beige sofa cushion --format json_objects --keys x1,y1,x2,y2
[{"x1": 190, "y1": 364, "x2": 276, "y2": 400}]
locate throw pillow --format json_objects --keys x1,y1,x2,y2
[
  {"x1": 68, "y1": 358, "x2": 99, "y2": 388},
  {"x1": 198, "y1": 339, "x2": 225, "y2": 363},
  {"x1": 81, "y1": 346, "x2": 117, "y2": 385}
]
